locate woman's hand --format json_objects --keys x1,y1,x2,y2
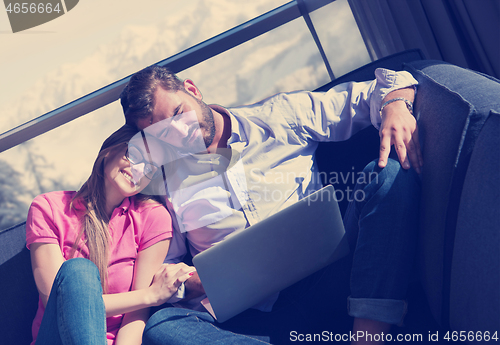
[{"x1": 148, "y1": 263, "x2": 196, "y2": 306}]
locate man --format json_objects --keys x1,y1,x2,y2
[{"x1": 120, "y1": 65, "x2": 422, "y2": 344}]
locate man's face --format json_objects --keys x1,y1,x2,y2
[{"x1": 136, "y1": 84, "x2": 215, "y2": 152}]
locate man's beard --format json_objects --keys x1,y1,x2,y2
[{"x1": 196, "y1": 98, "x2": 216, "y2": 148}]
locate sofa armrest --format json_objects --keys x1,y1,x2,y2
[
  {"x1": 405, "y1": 60, "x2": 500, "y2": 328},
  {"x1": 450, "y1": 111, "x2": 500, "y2": 332},
  {"x1": 0, "y1": 222, "x2": 38, "y2": 345}
]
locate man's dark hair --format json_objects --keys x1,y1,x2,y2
[{"x1": 120, "y1": 65, "x2": 184, "y2": 125}]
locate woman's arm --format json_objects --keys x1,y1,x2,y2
[
  {"x1": 112, "y1": 238, "x2": 196, "y2": 345},
  {"x1": 30, "y1": 242, "x2": 65, "y2": 307},
  {"x1": 113, "y1": 239, "x2": 170, "y2": 345}
]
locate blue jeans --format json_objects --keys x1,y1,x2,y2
[
  {"x1": 35, "y1": 258, "x2": 107, "y2": 345},
  {"x1": 144, "y1": 158, "x2": 420, "y2": 343},
  {"x1": 143, "y1": 308, "x2": 270, "y2": 344},
  {"x1": 344, "y1": 158, "x2": 420, "y2": 325}
]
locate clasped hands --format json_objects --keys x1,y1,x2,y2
[{"x1": 148, "y1": 263, "x2": 196, "y2": 306}]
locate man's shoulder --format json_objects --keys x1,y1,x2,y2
[{"x1": 228, "y1": 90, "x2": 313, "y2": 111}]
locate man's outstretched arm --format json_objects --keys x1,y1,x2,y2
[{"x1": 378, "y1": 86, "x2": 423, "y2": 174}]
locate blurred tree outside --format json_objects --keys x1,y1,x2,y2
[
  {"x1": 0, "y1": 159, "x2": 29, "y2": 229},
  {"x1": 23, "y1": 141, "x2": 72, "y2": 195},
  {"x1": 0, "y1": 142, "x2": 77, "y2": 231}
]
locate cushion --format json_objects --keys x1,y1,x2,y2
[{"x1": 450, "y1": 111, "x2": 500, "y2": 332}]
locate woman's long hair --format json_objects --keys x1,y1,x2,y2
[{"x1": 69, "y1": 125, "x2": 161, "y2": 293}]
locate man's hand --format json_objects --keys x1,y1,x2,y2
[
  {"x1": 184, "y1": 271, "x2": 206, "y2": 300},
  {"x1": 378, "y1": 87, "x2": 423, "y2": 174}
]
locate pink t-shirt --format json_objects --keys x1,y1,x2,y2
[{"x1": 26, "y1": 191, "x2": 172, "y2": 345}]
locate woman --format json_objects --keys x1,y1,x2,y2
[{"x1": 26, "y1": 125, "x2": 193, "y2": 345}]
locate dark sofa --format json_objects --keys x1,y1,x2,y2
[{"x1": 1, "y1": 50, "x2": 498, "y2": 344}]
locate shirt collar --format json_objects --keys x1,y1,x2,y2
[
  {"x1": 116, "y1": 197, "x2": 132, "y2": 214},
  {"x1": 72, "y1": 194, "x2": 132, "y2": 217},
  {"x1": 209, "y1": 104, "x2": 246, "y2": 145}
]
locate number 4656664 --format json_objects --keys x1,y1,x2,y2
[
  {"x1": 6, "y1": 3, "x2": 62, "y2": 14},
  {"x1": 444, "y1": 331, "x2": 498, "y2": 342}
]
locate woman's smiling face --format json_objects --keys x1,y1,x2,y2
[{"x1": 103, "y1": 144, "x2": 151, "y2": 200}]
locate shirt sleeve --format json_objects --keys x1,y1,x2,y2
[
  {"x1": 163, "y1": 225, "x2": 188, "y2": 263},
  {"x1": 282, "y1": 68, "x2": 418, "y2": 142},
  {"x1": 26, "y1": 194, "x2": 60, "y2": 249},
  {"x1": 370, "y1": 68, "x2": 418, "y2": 129},
  {"x1": 138, "y1": 204, "x2": 174, "y2": 252}
]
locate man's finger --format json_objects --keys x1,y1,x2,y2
[
  {"x1": 395, "y1": 137, "x2": 410, "y2": 169},
  {"x1": 378, "y1": 133, "x2": 392, "y2": 168},
  {"x1": 406, "y1": 138, "x2": 421, "y2": 174}
]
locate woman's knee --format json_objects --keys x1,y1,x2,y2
[{"x1": 56, "y1": 258, "x2": 101, "y2": 291}]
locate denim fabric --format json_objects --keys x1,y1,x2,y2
[
  {"x1": 344, "y1": 158, "x2": 420, "y2": 325},
  {"x1": 35, "y1": 258, "x2": 107, "y2": 345},
  {"x1": 347, "y1": 298, "x2": 407, "y2": 326},
  {"x1": 143, "y1": 308, "x2": 270, "y2": 344}
]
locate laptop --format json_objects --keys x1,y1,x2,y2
[{"x1": 192, "y1": 184, "x2": 349, "y2": 323}]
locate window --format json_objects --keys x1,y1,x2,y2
[
  {"x1": 0, "y1": 0, "x2": 371, "y2": 231},
  {"x1": 0, "y1": 0, "x2": 288, "y2": 133},
  {"x1": 178, "y1": 16, "x2": 331, "y2": 107},
  {"x1": 309, "y1": 0, "x2": 370, "y2": 77}
]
